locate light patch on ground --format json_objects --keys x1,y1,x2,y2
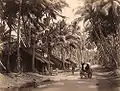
[
  {"x1": 41, "y1": 87, "x2": 61, "y2": 91},
  {"x1": 91, "y1": 65, "x2": 101, "y2": 69},
  {"x1": 51, "y1": 75, "x2": 80, "y2": 81},
  {"x1": 38, "y1": 84, "x2": 51, "y2": 88},
  {"x1": 88, "y1": 85, "x2": 98, "y2": 88},
  {"x1": 54, "y1": 82, "x2": 64, "y2": 86},
  {"x1": 92, "y1": 75, "x2": 96, "y2": 77},
  {"x1": 77, "y1": 81, "x2": 87, "y2": 84},
  {"x1": 66, "y1": 76, "x2": 80, "y2": 80},
  {"x1": 98, "y1": 77, "x2": 107, "y2": 80},
  {"x1": 95, "y1": 72, "x2": 112, "y2": 76},
  {"x1": 38, "y1": 85, "x2": 48, "y2": 88},
  {"x1": 0, "y1": 74, "x2": 5, "y2": 82}
]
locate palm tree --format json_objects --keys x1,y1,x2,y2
[
  {"x1": 49, "y1": 20, "x2": 82, "y2": 71},
  {"x1": 0, "y1": 0, "x2": 68, "y2": 72},
  {"x1": 37, "y1": 19, "x2": 78, "y2": 70},
  {"x1": 75, "y1": 0, "x2": 120, "y2": 69}
]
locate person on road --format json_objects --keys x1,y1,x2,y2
[
  {"x1": 81, "y1": 62, "x2": 85, "y2": 72},
  {"x1": 55, "y1": 68, "x2": 58, "y2": 75},
  {"x1": 72, "y1": 64, "x2": 75, "y2": 75},
  {"x1": 85, "y1": 63, "x2": 90, "y2": 73}
]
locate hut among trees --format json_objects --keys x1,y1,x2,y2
[{"x1": 1, "y1": 42, "x2": 73, "y2": 73}]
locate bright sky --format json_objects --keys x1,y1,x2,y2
[
  {"x1": 61, "y1": 0, "x2": 85, "y2": 33},
  {"x1": 62, "y1": 0, "x2": 83, "y2": 23}
]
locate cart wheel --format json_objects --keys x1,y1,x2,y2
[
  {"x1": 88, "y1": 73, "x2": 92, "y2": 79},
  {"x1": 80, "y1": 73, "x2": 83, "y2": 79},
  {"x1": 81, "y1": 76, "x2": 82, "y2": 79}
]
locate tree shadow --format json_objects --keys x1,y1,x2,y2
[
  {"x1": 96, "y1": 69, "x2": 120, "y2": 91},
  {"x1": 0, "y1": 87, "x2": 32, "y2": 91}
]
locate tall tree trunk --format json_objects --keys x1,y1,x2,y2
[
  {"x1": 115, "y1": 28, "x2": 120, "y2": 68},
  {"x1": 7, "y1": 27, "x2": 11, "y2": 72},
  {"x1": 61, "y1": 47, "x2": 65, "y2": 70},
  {"x1": 47, "y1": 36, "x2": 51, "y2": 75},
  {"x1": 7, "y1": 15, "x2": 13, "y2": 72},
  {"x1": 117, "y1": 27, "x2": 120, "y2": 68},
  {"x1": 32, "y1": 34, "x2": 36, "y2": 72},
  {"x1": 68, "y1": 47, "x2": 71, "y2": 69},
  {"x1": 16, "y1": 9, "x2": 21, "y2": 72},
  {"x1": 99, "y1": 29, "x2": 118, "y2": 68},
  {"x1": 113, "y1": 34, "x2": 119, "y2": 68},
  {"x1": 16, "y1": 1, "x2": 23, "y2": 72},
  {"x1": 77, "y1": 46, "x2": 81, "y2": 76}
]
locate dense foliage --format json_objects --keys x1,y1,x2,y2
[{"x1": 75, "y1": 0, "x2": 120, "y2": 68}]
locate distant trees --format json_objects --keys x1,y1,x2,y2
[
  {"x1": 37, "y1": 19, "x2": 78, "y2": 70},
  {"x1": 49, "y1": 20, "x2": 84, "y2": 70}
]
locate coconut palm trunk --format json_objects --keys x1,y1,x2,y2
[
  {"x1": 117, "y1": 27, "x2": 120, "y2": 67},
  {"x1": 47, "y1": 36, "x2": 52, "y2": 75},
  {"x1": 61, "y1": 47, "x2": 65, "y2": 70},
  {"x1": 16, "y1": 1, "x2": 22, "y2": 72},
  {"x1": 7, "y1": 27, "x2": 11, "y2": 72},
  {"x1": 77, "y1": 46, "x2": 81, "y2": 76},
  {"x1": 32, "y1": 34, "x2": 36, "y2": 72},
  {"x1": 16, "y1": 16, "x2": 21, "y2": 72}
]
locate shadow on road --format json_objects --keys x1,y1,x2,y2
[
  {"x1": 0, "y1": 87, "x2": 32, "y2": 91},
  {"x1": 96, "y1": 68, "x2": 120, "y2": 91}
]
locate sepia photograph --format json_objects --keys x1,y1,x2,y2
[{"x1": 0, "y1": 0, "x2": 119, "y2": 91}]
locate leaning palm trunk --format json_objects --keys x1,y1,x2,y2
[
  {"x1": 100, "y1": 27, "x2": 118, "y2": 68},
  {"x1": 117, "y1": 27, "x2": 120, "y2": 67},
  {"x1": 91, "y1": 21, "x2": 110, "y2": 67},
  {"x1": 98, "y1": 30, "x2": 118, "y2": 68},
  {"x1": 97, "y1": 28, "x2": 119, "y2": 68},
  {"x1": 113, "y1": 27, "x2": 120, "y2": 68},
  {"x1": 113, "y1": 34, "x2": 120, "y2": 68}
]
